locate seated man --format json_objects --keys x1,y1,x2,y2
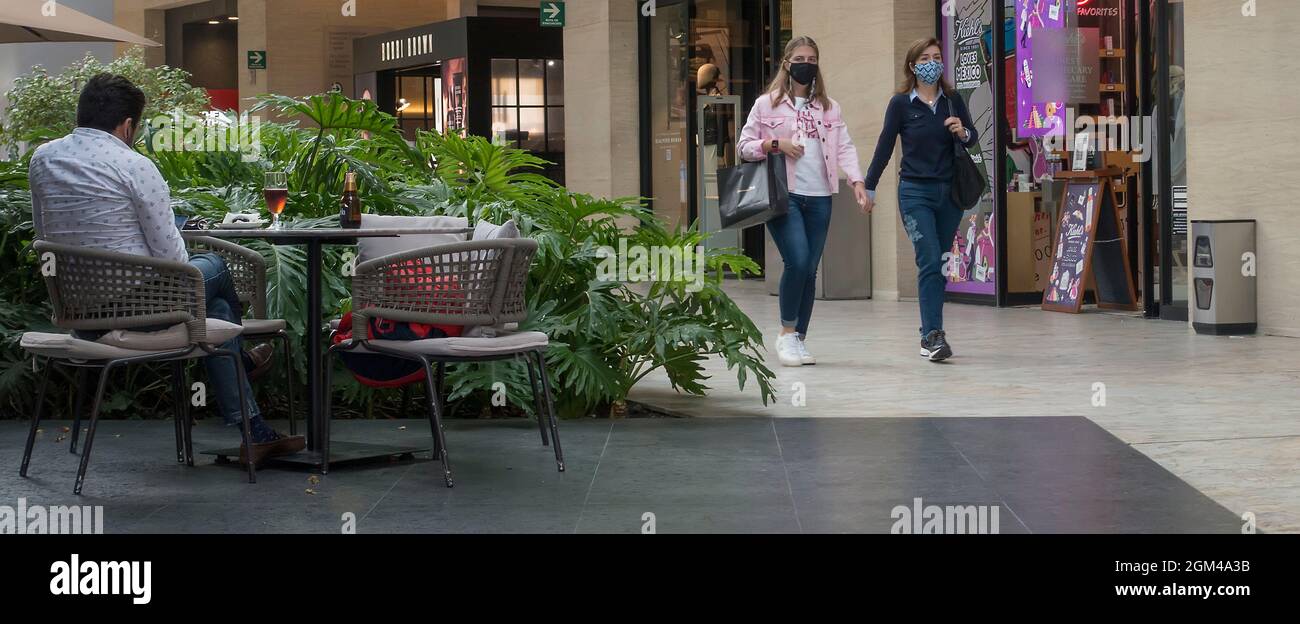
[{"x1": 28, "y1": 73, "x2": 303, "y2": 464}]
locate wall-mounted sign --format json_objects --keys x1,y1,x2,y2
[
  {"x1": 380, "y1": 33, "x2": 435, "y2": 63},
  {"x1": 540, "y1": 2, "x2": 565, "y2": 28},
  {"x1": 247, "y1": 50, "x2": 266, "y2": 70}
]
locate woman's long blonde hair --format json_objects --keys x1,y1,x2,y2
[
  {"x1": 767, "y1": 36, "x2": 831, "y2": 109},
  {"x1": 897, "y1": 37, "x2": 954, "y2": 96}
]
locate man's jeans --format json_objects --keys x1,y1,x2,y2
[
  {"x1": 898, "y1": 179, "x2": 963, "y2": 337},
  {"x1": 75, "y1": 254, "x2": 260, "y2": 426},
  {"x1": 189, "y1": 253, "x2": 261, "y2": 426},
  {"x1": 766, "y1": 193, "x2": 833, "y2": 337}
]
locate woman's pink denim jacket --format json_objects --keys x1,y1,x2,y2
[{"x1": 737, "y1": 93, "x2": 864, "y2": 195}]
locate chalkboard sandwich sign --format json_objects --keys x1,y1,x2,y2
[{"x1": 1042, "y1": 168, "x2": 1138, "y2": 314}]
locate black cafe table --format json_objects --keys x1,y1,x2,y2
[{"x1": 181, "y1": 226, "x2": 472, "y2": 470}]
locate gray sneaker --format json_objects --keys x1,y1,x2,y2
[{"x1": 919, "y1": 330, "x2": 952, "y2": 362}]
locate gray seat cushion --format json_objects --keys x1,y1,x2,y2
[
  {"x1": 22, "y1": 319, "x2": 243, "y2": 361},
  {"x1": 358, "y1": 214, "x2": 469, "y2": 263},
  {"x1": 340, "y1": 330, "x2": 548, "y2": 358},
  {"x1": 95, "y1": 319, "x2": 243, "y2": 350},
  {"x1": 242, "y1": 318, "x2": 287, "y2": 335}
]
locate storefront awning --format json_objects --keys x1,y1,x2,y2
[{"x1": 0, "y1": 0, "x2": 159, "y2": 46}]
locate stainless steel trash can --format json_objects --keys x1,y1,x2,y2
[
  {"x1": 1191, "y1": 220, "x2": 1256, "y2": 335},
  {"x1": 764, "y1": 179, "x2": 872, "y2": 299}
]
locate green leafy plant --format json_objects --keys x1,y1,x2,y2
[
  {"x1": 0, "y1": 48, "x2": 209, "y2": 158},
  {"x1": 0, "y1": 56, "x2": 775, "y2": 420}
]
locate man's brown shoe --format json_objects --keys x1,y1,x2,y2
[
  {"x1": 240, "y1": 431, "x2": 306, "y2": 466},
  {"x1": 245, "y1": 343, "x2": 275, "y2": 382}
]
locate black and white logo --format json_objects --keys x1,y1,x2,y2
[{"x1": 49, "y1": 554, "x2": 151, "y2": 605}]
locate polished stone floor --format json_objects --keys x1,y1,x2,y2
[
  {"x1": 629, "y1": 279, "x2": 1300, "y2": 533},
  {"x1": 0, "y1": 416, "x2": 1243, "y2": 533},
  {"x1": 1, "y1": 280, "x2": 1291, "y2": 534}
]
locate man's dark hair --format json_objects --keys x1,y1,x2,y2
[{"x1": 76, "y1": 74, "x2": 147, "y2": 133}]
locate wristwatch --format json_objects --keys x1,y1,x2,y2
[{"x1": 770, "y1": 139, "x2": 780, "y2": 153}]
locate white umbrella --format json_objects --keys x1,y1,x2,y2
[{"x1": 0, "y1": 0, "x2": 159, "y2": 46}]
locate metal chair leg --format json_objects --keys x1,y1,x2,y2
[
  {"x1": 19, "y1": 357, "x2": 53, "y2": 478},
  {"x1": 421, "y1": 358, "x2": 453, "y2": 488},
  {"x1": 208, "y1": 346, "x2": 256, "y2": 484},
  {"x1": 524, "y1": 355, "x2": 550, "y2": 446},
  {"x1": 321, "y1": 349, "x2": 334, "y2": 475},
  {"x1": 170, "y1": 361, "x2": 186, "y2": 464},
  {"x1": 74, "y1": 360, "x2": 118, "y2": 495},
  {"x1": 278, "y1": 332, "x2": 296, "y2": 436},
  {"x1": 171, "y1": 361, "x2": 194, "y2": 466},
  {"x1": 70, "y1": 367, "x2": 89, "y2": 454},
  {"x1": 535, "y1": 351, "x2": 565, "y2": 473}
]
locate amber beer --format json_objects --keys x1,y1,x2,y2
[
  {"x1": 264, "y1": 188, "x2": 288, "y2": 215},
  {"x1": 264, "y1": 171, "x2": 287, "y2": 229},
  {"x1": 340, "y1": 171, "x2": 362, "y2": 229}
]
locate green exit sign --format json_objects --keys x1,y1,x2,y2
[
  {"x1": 247, "y1": 50, "x2": 266, "y2": 70},
  {"x1": 540, "y1": 1, "x2": 564, "y2": 27}
]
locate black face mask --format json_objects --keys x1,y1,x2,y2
[{"x1": 788, "y1": 62, "x2": 817, "y2": 86}]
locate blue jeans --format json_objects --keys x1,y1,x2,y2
[
  {"x1": 188, "y1": 253, "x2": 262, "y2": 426},
  {"x1": 898, "y1": 179, "x2": 962, "y2": 337},
  {"x1": 77, "y1": 254, "x2": 261, "y2": 426},
  {"x1": 767, "y1": 193, "x2": 833, "y2": 336}
]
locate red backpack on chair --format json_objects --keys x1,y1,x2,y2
[{"x1": 331, "y1": 265, "x2": 464, "y2": 388}]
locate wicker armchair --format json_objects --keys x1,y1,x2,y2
[
  {"x1": 187, "y1": 236, "x2": 296, "y2": 434},
  {"x1": 326, "y1": 237, "x2": 561, "y2": 486},
  {"x1": 19, "y1": 241, "x2": 258, "y2": 494}
]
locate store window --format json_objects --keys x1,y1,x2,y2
[
  {"x1": 490, "y1": 58, "x2": 564, "y2": 154},
  {"x1": 394, "y1": 66, "x2": 443, "y2": 139},
  {"x1": 1152, "y1": 0, "x2": 1188, "y2": 313}
]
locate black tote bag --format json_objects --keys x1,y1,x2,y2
[
  {"x1": 949, "y1": 95, "x2": 986, "y2": 210},
  {"x1": 717, "y1": 155, "x2": 789, "y2": 230}
]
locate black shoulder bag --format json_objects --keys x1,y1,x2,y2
[
  {"x1": 718, "y1": 153, "x2": 790, "y2": 230},
  {"x1": 949, "y1": 94, "x2": 986, "y2": 210}
]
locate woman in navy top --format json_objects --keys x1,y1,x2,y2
[{"x1": 861, "y1": 37, "x2": 979, "y2": 362}]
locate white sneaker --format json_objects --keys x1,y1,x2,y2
[
  {"x1": 775, "y1": 333, "x2": 804, "y2": 367},
  {"x1": 795, "y1": 337, "x2": 816, "y2": 365}
]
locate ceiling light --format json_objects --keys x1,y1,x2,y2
[
  {"x1": 228, "y1": 16, "x2": 239, "y2": 21},
  {"x1": 396, "y1": 98, "x2": 411, "y2": 113},
  {"x1": 208, "y1": 19, "x2": 220, "y2": 24}
]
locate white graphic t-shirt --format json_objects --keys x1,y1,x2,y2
[{"x1": 792, "y1": 97, "x2": 832, "y2": 197}]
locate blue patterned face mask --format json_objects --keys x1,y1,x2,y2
[{"x1": 913, "y1": 60, "x2": 944, "y2": 85}]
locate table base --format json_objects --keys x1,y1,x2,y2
[{"x1": 201, "y1": 441, "x2": 431, "y2": 470}]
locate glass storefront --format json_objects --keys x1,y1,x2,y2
[
  {"x1": 490, "y1": 58, "x2": 564, "y2": 154},
  {"x1": 937, "y1": 0, "x2": 1188, "y2": 314},
  {"x1": 1151, "y1": 0, "x2": 1188, "y2": 318},
  {"x1": 640, "y1": 0, "x2": 781, "y2": 265},
  {"x1": 353, "y1": 17, "x2": 563, "y2": 182}
]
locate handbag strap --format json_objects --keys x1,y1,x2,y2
[{"x1": 949, "y1": 93, "x2": 976, "y2": 157}]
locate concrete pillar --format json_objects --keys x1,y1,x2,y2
[
  {"x1": 793, "y1": 0, "x2": 935, "y2": 301},
  {"x1": 1183, "y1": 0, "x2": 1300, "y2": 336},
  {"x1": 562, "y1": 0, "x2": 640, "y2": 201}
]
